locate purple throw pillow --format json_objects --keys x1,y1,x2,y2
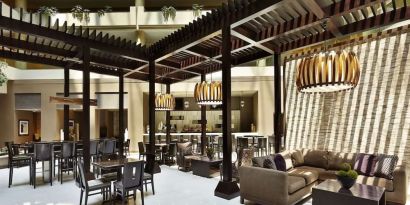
[
  {"x1": 274, "y1": 154, "x2": 286, "y2": 172},
  {"x1": 354, "y1": 153, "x2": 378, "y2": 176}
]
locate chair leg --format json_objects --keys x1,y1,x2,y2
[
  {"x1": 140, "y1": 187, "x2": 144, "y2": 205},
  {"x1": 49, "y1": 160, "x2": 53, "y2": 186},
  {"x1": 33, "y1": 162, "x2": 36, "y2": 189},
  {"x1": 151, "y1": 178, "x2": 155, "y2": 195},
  {"x1": 8, "y1": 166, "x2": 13, "y2": 188},
  {"x1": 144, "y1": 180, "x2": 147, "y2": 191},
  {"x1": 79, "y1": 189, "x2": 83, "y2": 205},
  {"x1": 240, "y1": 196, "x2": 244, "y2": 204},
  {"x1": 84, "y1": 191, "x2": 88, "y2": 205},
  {"x1": 121, "y1": 188, "x2": 125, "y2": 205}
]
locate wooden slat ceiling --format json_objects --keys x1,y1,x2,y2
[
  {"x1": 149, "y1": 0, "x2": 410, "y2": 83},
  {"x1": 0, "y1": 0, "x2": 409, "y2": 84}
]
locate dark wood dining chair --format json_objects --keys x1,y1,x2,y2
[
  {"x1": 5, "y1": 142, "x2": 31, "y2": 188},
  {"x1": 114, "y1": 161, "x2": 145, "y2": 205},
  {"x1": 32, "y1": 142, "x2": 53, "y2": 188},
  {"x1": 56, "y1": 141, "x2": 75, "y2": 184},
  {"x1": 78, "y1": 160, "x2": 112, "y2": 205},
  {"x1": 143, "y1": 159, "x2": 155, "y2": 195},
  {"x1": 124, "y1": 139, "x2": 130, "y2": 156},
  {"x1": 138, "y1": 142, "x2": 146, "y2": 160},
  {"x1": 254, "y1": 137, "x2": 268, "y2": 156}
]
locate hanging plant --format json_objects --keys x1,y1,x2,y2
[
  {"x1": 36, "y1": 6, "x2": 58, "y2": 17},
  {"x1": 71, "y1": 5, "x2": 84, "y2": 22},
  {"x1": 97, "y1": 6, "x2": 112, "y2": 17},
  {"x1": 161, "y1": 6, "x2": 176, "y2": 23},
  {"x1": 83, "y1": 9, "x2": 90, "y2": 24},
  {"x1": 0, "y1": 61, "x2": 8, "y2": 87},
  {"x1": 192, "y1": 4, "x2": 203, "y2": 18}
]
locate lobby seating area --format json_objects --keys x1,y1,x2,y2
[{"x1": 0, "y1": 0, "x2": 410, "y2": 205}]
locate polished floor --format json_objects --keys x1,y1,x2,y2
[{"x1": 0, "y1": 157, "x2": 408, "y2": 205}]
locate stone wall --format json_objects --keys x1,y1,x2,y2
[{"x1": 285, "y1": 31, "x2": 410, "y2": 169}]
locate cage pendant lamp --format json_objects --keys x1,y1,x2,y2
[
  {"x1": 155, "y1": 93, "x2": 175, "y2": 111},
  {"x1": 296, "y1": 50, "x2": 360, "y2": 93},
  {"x1": 194, "y1": 81, "x2": 222, "y2": 105}
]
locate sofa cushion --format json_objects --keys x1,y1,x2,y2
[
  {"x1": 288, "y1": 167, "x2": 319, "y2": 184},
  {"x1": 354, "y1": 153, "x2": 378, "y2": 176},
  {"x1": 240, "y1": 148, "x2": 254, "y2": 167},
  {"x1": 274, "y1": 154, "x2": 287, "y2": 171},
  {"x1": 288, "y1": 176, "x2": 306, "y2": 194},
  {"x1": 279, "y1": 151, "x2": 294, "y2": 170},
  {"x1": 318, "y1": 170, "x2": 338, "y2": 181},
  {"x1": 373, "y1": 154, "x2": 399, "y2": 180},
  {"x1": 177, "y1": 142, "x2": 193, "y2": 156},
  {"x1": 303, "y1": 149, "x2": 328, "y2": 169},
  {"x1": 263, "y1": 158, "x2": 277, "y2": 170},
  {"x1": 291, "y1": 150, "x2": 304, "y2": 167},
  {"x1": 252, "y1": 156, "x2": 270, "y2": 168},
  {"x1": 356, "y1": 175, "x2": 394, "y2": 192},
  {"x1": 328, "y1": 151, "x2": 357, "y2": 170}
]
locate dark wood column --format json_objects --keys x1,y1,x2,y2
[
  {"x1": 273, "y1": 53, "x2": 284, "y2": 153},
  {"x1": 200, "y1": 73, "x2": 207, "y2": 155},
  {"x1": 214, "y1": 8, "x2": 240, "y2": 200},
  {"x1": 118, "y1": 69, "x2": 125, "y2": 156},
  {"x1": 63, "y1": 66, "x2": 70, "y2": 141},
  {"x1": 82, "y1": 46, "x2": 91, "y2": 172},
  {"x1": 147, "y1": 60, "x2": 157, "y2": 171},
  {"x1": 165, "y1": 83, "x2": 171, "y2": 144}
]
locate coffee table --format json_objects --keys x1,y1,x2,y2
[
  {"x1": 313, "y1": 179, "x2": 386, "y2": 205},
  {"x1": 191, "y1": 156, "x2": 222, "y2": 178}
]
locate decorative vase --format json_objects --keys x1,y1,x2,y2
[
  {"x1": 337, "y1": 175, "x2": 356, "y2": 189},
  {"x1": 207, "y1": 153, "x2": 214, "y2": 160}
]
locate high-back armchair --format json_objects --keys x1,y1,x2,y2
[{"x1": 176, "y1": 142, "x2": 194, "y2": 171}]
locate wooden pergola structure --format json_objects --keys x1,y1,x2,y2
[{"x1": 0, "y1": 0, "x2": 409, "y2": 199}]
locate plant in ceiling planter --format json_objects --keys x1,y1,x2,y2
[
  {"x1": 192, "y1": 4, "x2": 203, "y2": 18},
  {"x1": 161, "y1": 6, "x2": 176, "y2": 23},
  {"x1": 0, "y1": 61, "x2": 8, "y2": 87},
  {"x1": 71, "y1": 5, "x2": 90, "y2": 24},
  {"x1": 97, "y1": 6, "x2": 112, "y2": 17},
  {"x1": 36, "y1": 6, "x2": 58, "y2": 17}
]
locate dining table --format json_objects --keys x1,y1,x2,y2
[{"x1": 92, "y1": 157, "x2": 142, "y2": 180}]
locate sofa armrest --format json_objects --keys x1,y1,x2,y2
[
  {"x1": 391, "y1": 163, "x2": 407, "y2": 204},
  {"x1": 239, "y1": 166, "x2": 288, "y2": 205}
]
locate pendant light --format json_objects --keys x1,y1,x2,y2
[
  {"x1": 184, "y1": 91, "x2": 189, "y2": 108},
  {"x1": 155, "y1": 84, "x2": 175, "y2": 111},
  {"x1": 240, "y1": 91, "x2": 245, "y2": 108},
  {"x1": 194, "y1": 71, "x2": 222, "y2": 105},
  {"x1": 296, "y1": 21, "x2": 360, "y2": 93}
]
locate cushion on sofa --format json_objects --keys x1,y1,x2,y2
[
  {"x1": 318, "y1": 170, "x2": 338, "y2": 181},
  {"x1": 288, "y1": 167, "x2": 319, "y2": 184},
  {"x1": 356, "y1": 175, "x2": 394, "y2": 192},
  {"x1": 288, "y1": 176, "x2": 306, "y2": 194},
  {"x1": 303, "y1": 149, "x2": 328, "y2": 169},
  {"x1": 291, "y1": 150, "x2": 304, "y2": 167},
  {"x1": 373, "y1": 154, "x2": 399, "y2": 180},
  {"x1": 354, "y1": 153, "x2": 378, "y2": 176},
  {"x1": 263, "y1": 158, "x2": 277, "y2": 169},
  {"x1": 274, "y1": 154, "x2": 287, "y2": 171},
  {"x1": 252, "y1": 156, "x2": 270, "y2": 168},
  {"x1": 177, "y1": 142, "x2": 193, "y2": 156},
  {"x1": 279, "y1": 151, "x2": 294, "y2": 171},
  {"x1": 328, "y1": 151, "x2": 357, "y2": 170}
]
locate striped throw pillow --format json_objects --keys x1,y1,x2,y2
[
  {"x1": 353, "y1": 153, "x2": 378, "y2": 176},
  {"x1": 373, "y1": 154, "x2": 398, "y2": 180}
]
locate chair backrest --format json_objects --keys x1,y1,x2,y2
[
  {"x1": 101, "y1": 139, "x2": 116, "y2": 154},
  {"x1": 169, "y1": 143, "x2": 176, "y2": 156},
  {"x1": 122, "y1": 161, "x2": 144, "y2": 189},
  {"x1": 138, "y1": 142, "x2": 145, "y2": 153},
  {"x1": 77, "y1": 160, "x2": 88, "y2": 189},
  {"x1": 34, "y1": 143, "x2": 52, "y2": 161},
  {"x1": 237, "y1": 138, "x2": 249, "y2": 148},
  {"x1": 61, "y1": 141, "x2": 75, "y2": 158},
  {"x1": 90, "y1": 140, "x2": 99, "y2": 156},
  {"x1": 257, "y1": 137, "x2": 267, "y2": 147},
  {"x1": 5, "y1": 142, "x2": 14, "y2": 162},
  {"x1": 125, "y1": 139, "x2": 130, "y2": 147},
  {"x1": 218, "y1": 136, "x2": 223, "y2": 145}
]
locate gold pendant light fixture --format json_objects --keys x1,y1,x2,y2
[
  {"x1": 155, "y1": 93, "x2": 175, "y2": 111},
  {"x1": 295, "y1": 21, "x2": 360, "y2": 93},
  {"x1": 194, "y1": 81, "x2": 222, "y2": 105}
]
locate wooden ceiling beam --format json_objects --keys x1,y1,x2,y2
[
  {"x1": 301, "y1": 0, "x2": 342, "y2": 37},
  {"x1": 231, "y1": 27, "x2": 276, "y2": 54}
]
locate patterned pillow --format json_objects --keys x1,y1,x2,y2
[
  {"x1": 274, "y1": 154, "x2": 286, "y2": 172},
  {"x1": 373, "y1": 154, "x2": 399, "y2": 180},
  {"x1": 263, "y1": 158, "x2": 277, "y2": 169},
  {"x1": 239, "y1": 148, "x2": 254, "y2": 167},
  {"x1": 354, "y1": 153, "x2": 378, "y2": 176}
]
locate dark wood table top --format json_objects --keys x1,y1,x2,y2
[
  {"x1": 314, "y1": 179, "x2": 385, "y2": 201},
  {"x1": 92, "y1": 158, "x2": 142, "y2": 170},
  {"x1": 191, "y1": 156, "x2": 222, "y2": 163}
]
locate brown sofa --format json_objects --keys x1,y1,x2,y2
[{"x1": 239, "y1": 149, "x2": 407, "y2": 205}]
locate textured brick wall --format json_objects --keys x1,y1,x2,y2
[{"x1": 285, "y1": 31, "x2": 410, "y2": 168}]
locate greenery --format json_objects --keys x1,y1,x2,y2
[
  {"x1": 0, "y1": 61, "x2": 8, "y2": 87},
  {"x1": 36, "y1": 6, "x2": 58, "y2": 17},
  {"x1": 97, "y1": 6, "x2": 112, "y2": 17},
  {"x1": 336, "y1": 163, "x2": 358, "y2": 180},
  {"x1": 161, "y1": 6, "x2": 176, "y2": 22},
  {"x1": 206, "y1": 147, "x2": 215, "y2": 158},
  {"x1": 192, "y1": 4, "x2": 203, "y2": 18},
  {"x1": 71, "y1": 5, "x2": 90, "y2": 24}
]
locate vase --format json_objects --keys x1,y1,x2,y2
[
  {"x1": 207, "y1": 153, "x2": 214, "y2": 160},
  {"x1": 337, "y1": 175, "x2": 356, "y2": 189}
]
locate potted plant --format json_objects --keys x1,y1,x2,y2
[
  {"x1": 192, "y1": 4, "x2": 203, "y2": 18},
  {"x1": 336, "y1": 163, "x2": 358, "y2": 189},
  {"x1": 161, "y1": 6, "x2": 176, "y2": 23},
  {"x1": 0, "y1": 61, "x2": 8, "y2": 87},
  {"x1": 206, "y1": 147, "x2": 215, "y2": 160},
  {"x1": 36, "y1": 6, "x2": 58, "y2": 17},
  {"x1": 71, "y1": 5, "x2": 90, "y2": 24},
  {"x1": 97, "y1": 6, "x2": 112, "y2": 17}
]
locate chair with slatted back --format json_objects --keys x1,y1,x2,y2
[
  {"x1": 5, "y1": 142, "x2": 31, "y2": 188},
  {"x1": 138, "y1": 142, "x2": 146, "y2": 160},
  {"x1": 56, "y1": 141, "x2": 75, "y2": 184},
  {"x1": 78, "y1": 160, "x2": 112, "y2": 205},
  {"x1": 114, "y1": 161, "x2": 145, "y2": 205},
  {"x1": 32, "y1": 142, "x2": 53, "y2": 188}
]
